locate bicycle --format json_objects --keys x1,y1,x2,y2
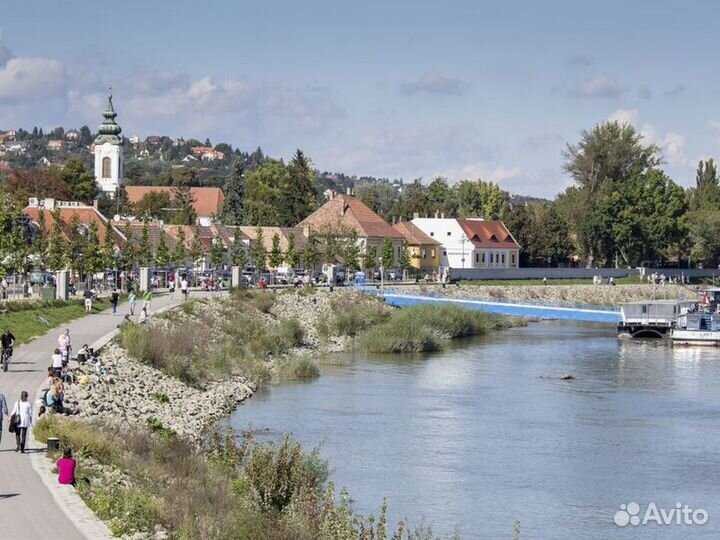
[{"x1": 1, "y1": 346, "x2": 12, "y2": 372}]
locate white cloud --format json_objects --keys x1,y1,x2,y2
[
  {"x1": 0, "y1": 56, "x2": 66, "y2": 102},
  {"x1": 570, "y1": 76, "x2": 626, "y2": 98},
  {"x1": 400, "y1": 72, "x2": 469, "y2": 96}
]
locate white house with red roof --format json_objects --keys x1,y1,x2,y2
[{"x1": 411, "y1": 217, "x2": 520, "y2": 269}]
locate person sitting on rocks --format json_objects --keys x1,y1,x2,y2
[
  {"x1": 43, "y1": 367, "x2": 55, "y2": 391},
  {"x1": 61, "y1": 363, "x2": 74, "y2": 385},
  {"x1": 139, "y1": 306, "x2": 148, "y2": 324},
  {"x1": 76, "y1": 344, "x2": 90, "y2": 364}
]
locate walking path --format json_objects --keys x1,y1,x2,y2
[{"x1": 0, "y1": 292, "x2": 195, "y2": 540}]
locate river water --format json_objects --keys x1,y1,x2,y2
[{"x1": 230, "y1": 321, "x2": 720, "y2": 539}]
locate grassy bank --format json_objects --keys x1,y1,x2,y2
[
  {"x1": 0, "y1": 297, "x2": 110, "y2": 345},
  {"x1": 120, "y1": 290, "x2": 311, "y2": 388},
  {"x1": 35, "y1": 415, "x2": 459, "y2": 540},
  {"x1": 460, "y1": 276, "x2": 644, "y2": 286},
  {"x1": 358, "y1": 304, "x2": 520, "y2": 353}
]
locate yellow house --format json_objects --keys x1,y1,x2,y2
[{"x1": 393, "y1": 221, "x2": 441, "y2": 271}]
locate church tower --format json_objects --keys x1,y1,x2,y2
[{"x1": 94, "y1": 89, "x2": 124, "y2": 195}]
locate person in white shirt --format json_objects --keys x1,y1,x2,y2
[
  {"x1": 180, "y1": 278, "x2": 189, "y2": 300},
  {"x1": 11, "y1": 391, "x2": 32, "y2": 453},
  {"x1": 58, "y1": 329, "x2": 71, "y2": 363},
  {"x1": 139, "y1": 306, "x2": 148, "y2": 324},
  {"x1": 51, "y1": 348, "x2": 63, "y2": 377}
]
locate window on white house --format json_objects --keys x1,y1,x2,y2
[
  {"x1": 511, "y1": 254, "x2": 516, "y2": 265},
  {"x1": 447, "y1": 231, "x2": 451, "y2": 236},
  {"x1": 475, "y1": 253, "x2": 479, "y2": 263},
  {"x1": 490, "y1": 253, "x2": 494, "y2": 263},
  {"x1": 502, "y1": 254, "x2": 506, "y2": 264},
  {"x1": 430, "y1": 232, "x2": 434, "y2": 236},
  {"x1": 431, "y1": 249, "x2": 435, "y2": 258},
  {"x1": 421, "y1": 248, "x2": 427, "y2": 258},
  {"x1": 482, "y1": 253, "x2": 486, "y2": 264},
  {"x1": 443, "y1": 250, "x2": 447, "y2": 257},
  {"x1": 102, "y1": 157, "x2": 111, "y2": 178}
]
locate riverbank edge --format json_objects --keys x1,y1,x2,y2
[{"x1": 28, "y1": 300, "x2": 182, "y2": 540}]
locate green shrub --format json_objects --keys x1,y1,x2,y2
[
  {"x1": 276, "y1": 355, "x2": 320, "y2": 380},
  {"x1": 328, "y1": 294, "x2": 390, "y2": 337},
  {"x1": 85, "y1": 485, "x2": 161, "y2": 537},
  {"x1": 358, "y1": 304, "x2": 517, "y2": 353},
  {"x1": 152, "y1": 392, "x2": 170, "y2": 404}
]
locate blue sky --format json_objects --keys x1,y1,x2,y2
[{"x1": 1, "y1": 1, "x2": 717, "y2": 197}]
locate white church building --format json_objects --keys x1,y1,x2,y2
[{"x1": 93, "y1": 91, "x2": 124, "y2": 195}]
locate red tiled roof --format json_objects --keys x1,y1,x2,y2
[
  {"x1": 24, "y1": 206, "x2": 125, "y2": 247},
  {"x1": 457, "y1": 219, "x2": 520, "y2": 249},
  {"x1": 392, "y1": 221, "x2": 441, "y2": 245},
  {"x1": 297, "y1": 195, "x2": 403, "y2": 239},
  {"x1": 124, "y1": 186, "x2": 225, "y2": 217}
]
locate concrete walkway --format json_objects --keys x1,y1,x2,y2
[{"x1": 0, "y1": 291, "x2": 198, "y2": 540}]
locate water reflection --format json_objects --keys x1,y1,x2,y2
[{"x1": 232, "y1": 321, "x2": 720, "y2": 539}]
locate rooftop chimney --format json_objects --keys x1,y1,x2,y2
[
  {"x1": 441, "y1": 212, "x2": 445, "y2": 219},
  {"x1": 413, "y1": 212, "x2": 419, "y2": 220},
  {"x1": 434, "y1": 211, "x2": 439, "y2": 218},
  {"x1": 346, "y1": 187, "x2": 352, "y2": 196}
]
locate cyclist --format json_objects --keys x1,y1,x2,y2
[{"x1": 1, "y1": 328, "x2": 15, "y2": 372}]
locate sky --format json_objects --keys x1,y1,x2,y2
[{"x1": 1, "y1": 0, "x2": 718, "y2": 198}]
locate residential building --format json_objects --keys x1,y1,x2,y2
[
  {"x1": 124, "y1": 186, "x2": 225, "y2": 225},
  {"x1": 24, "y1": 198, "x2": 126, "y2": 248},
  {"x1": 47, "y1": 139, "x2": 64, "y2": 151},
  {"x1": 297, "y1": 192, "x2": 404, "y2": 268},
  {"x1": 237, "y1": 226, "x2": 306, "y2": 269},
  {"x1": 93, "y1": 91, "x2": 124, "y2": 195},
  {"x1": 392, "y1": 221, "x2": 441, "y2": 271},
  {"x1": 411, "y1": 217, "x2": 520, "y2": 269},
  {"x1": 128, "y1": 134, "x2": 140, "y2": 145},
  {"x1": 145, "y1": 135, "x2": 162, "y2": 145}
]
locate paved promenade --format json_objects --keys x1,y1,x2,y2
[{"x1": 0, "y1": 292, "x2": 189, "y2": 540}]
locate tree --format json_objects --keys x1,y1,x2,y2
[
  {"x1": 279, "y1": 149, "x2": 317, "y2": 226},
  {"x1": 0, "y1": 189, "x2": 23, "y2": 275},
  {"x1": 4, "y1": 168, "x2": 70, "y2": 206},
  {"x1": 221, "y1": 157, "x2": 245, "y2": 225},
  {"x1": 559, "y1": 121, "x2": 662, "y2": 264},
  {"x1": 66, "y1": 214, "x2": 86, "y2": 278},
  {"x1": 688, "y1": 159, "x2": 720, "y2": 212},
  {"x1": 304, "y1": 233, "x2": 320, "y2": 270},
  {"x1": 61, "y1": 158, "x2": 99, "y2": 203},
  {"x1": 381, "y1": 236, "x2": 394, "y2": 269},
  {"x1": 285, "y1": 233, "x2": 299, "y2": 268},
  {"x1": 46, "y1": 210, "x2": 66, "y2": 271},
  {"x1": 250, "y1": 227, "x2": 267, "y2": 269},
  {"x1": 269, "y1": 233, "x2": 283, "y2": 268},
  {"x1": 172, "y1": 228, "x2": 187, "y2": 267},
  {"x1": 189, "y1": 226, "x2": 204, "y2": 267},
  {"x1": 243, "y1": 161, "x2": 285, "y2": 226},
  {"x1": 533, "y1": 205, "x2": 572, "y2": 266},
  {"x1": 343, "y1": 229, "x2": 360, "y2": 271},
  {"x1": 101, "y1": 219, "x2": 116, "y2": 269},
  {"x1": 229, "y1": 239, "x2": 248, "y2": 268},
  {"x1": 33, "y1": 209, "x2": 48, "y2": 268},
  {"x1": 155, "y1": 229, "x2": 170, "y2": 267},
  {"x1": 398, "y1": 240, "x2": 411, "y2": 271},
  {"x1": 363, "y1": 245, "x2": 378, "y2": 270},
  {"x1": 392, "y1": 179, "x2": 430, "y2": 221},
  {"x1": 563, "y1": 121, "x2": 660, "y2": 193},
  {"x1": 84, "y1": 221, "x2": 105, "y2": 277},
  {"x1": 210, "y1": 238, "x2": 225, "y2": 269},
  {"x1": 135, "y1": 191, "x2": 174, "y2": 221},
  {"x1": 171, "y1": 177, "x2": 197, "y2": 225},
  {"x1": 138, "y1": 221, "x2": 152, "y2": 266}
]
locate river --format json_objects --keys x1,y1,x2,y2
[{"x1": 230, "y1": 321, "x2": 720, "y2": 539}]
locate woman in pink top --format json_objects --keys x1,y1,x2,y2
[{"x1": 57, "y1": 448, "x2": 76, "y2": 485}]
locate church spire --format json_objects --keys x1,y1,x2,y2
[{"x1": 96, "y1": 87, "x2": 122, "y2": 141}]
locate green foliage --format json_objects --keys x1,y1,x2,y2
[
  {"x1": 381, "y1": 236, "x2": 394, "y2": 269},
  {"x1": 322, "y1": 294, "x2": 390, "y2": 338},
  {"x1": 135, "y1": 191, "x2": 174, "y2": 221},
  {"x1": 269, "y1": 233, "x2": 283, "y2": 268},
  {"x1": 172, "y1": 227, "x2": 187, "y2": 267},
  {"x1": 60, "y1": 158, "x2": 99, "y2": 203},
  {"x1": 276, "y1": 355, "x2": 320, "y2": 380},
  {"x1": 46, "y1": 209, "x2": 66, "y2": 271},
  {"x1": 243, "y1": 160, "x2": 285, "y2": 226},
  {"x1": 454, "y1": 179, "x2": 508, "y2": 219},
  {"x1": 229, "y1": 239, "x2": 248, "y2": 268},
  {"x1": 279, "y1": 149, "x2": 317, "y2": 226},
  {"x1": 152, "y1": 392, "x2": 170, "y2": 403},
  {"x1": 210, "y1": 238, "x2": 225, "y2": 269},
  {"x1": 221, "y1": 157, "x2": 245, "y2": 225},
  {"x1": 284, "y1": 233, "x2": 298, "y2": 268},
  {"x1": 251, "y1": 227, "x2": 267, "y2": 269},
  {"x1": 399, "y1": 240, "x2": 411, "y2": 270},
  {"x1": 171, "y1": 175, "x2": 197, "y2": 225},
  {"x1": 155, "y1": 229, "x2": 170, "y2": 267},
  {"x1": 358, "y1": 305, "x2": 520, "y2": 353},
  {"x1": 304, "y1": 233, "x2": 320, "y2": 270},
  {"x1": 138, "y1": 220, "x2": 152, "y2": 266},
  {"x1": 363, "y1": 245, "x2": 378, "y2": 270},
  {"x1": 343, "y1": 229, "x2": 360, "y2": 271}
]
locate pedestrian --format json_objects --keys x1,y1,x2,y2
[
  {"x1": 543, "y1": 276, "x2": 548, "y2": 287},
  {"x1": 110, "y1": 289, "x2": 119, "y2": 314},
  {"x1": 57, "y1": 448, "x2": 77, "y2": 485},
  {"x1": 11, "y1": 390, "x2": 32, "y2": 453},
  {"x1": 0, "y1": 276, "x2": 7, "y2": 300},
  {"x1": 139, "y1": 306, "x2": 148, "y2": 324},
  {"x1": 180, "y1": 276, "x2": 189, "y2": 300},
  {"x1": 142, "y1": 289, "x2": 152, "y2": 312},
  {"x1": 128, "y1": 291, "x2": 136, "y2": 316},
  {"x1": 58, "y1": 329, "x2": 71, "y2": 363},
  {"x1": 168, "y1": 276, "x2": 175, "y2": 298},
  {"x1": 83, "y1": 287, "x2": 93, "y2": 312},
  {"x1": 0, "y1": 390, "x2": 7, "y2": 445}
]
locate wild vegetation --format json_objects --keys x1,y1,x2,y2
[
  {"x1": 358, "y1": 304, "x2": 520, "y2": 353},
  {"x1": 34, "y1": 415, "x2": 462, "y2": 540},
  {"x1": 120, "y1": 291, "x2": 313, "y2": 387}
]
